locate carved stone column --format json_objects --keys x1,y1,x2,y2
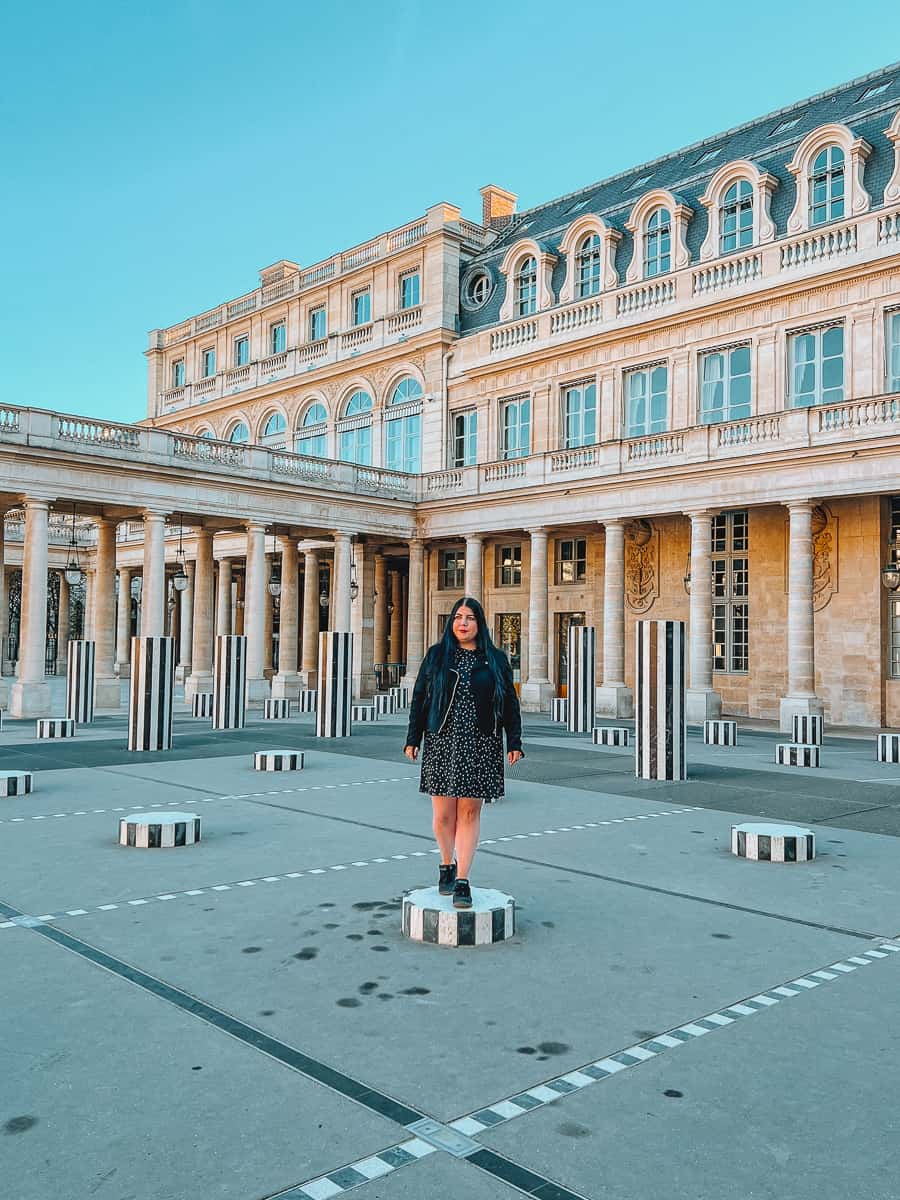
[
  {"x1": 465, "y1": 533, "x2": 484, "y2": 600},
  {"x1": 300, "y1": 550, "x2": 319, "y2": 688},
  {"x1": 596, "y1": 519, "x2": 633, "y2": 718},
  {"x1": 57, "y1": 572, "x2": 71, "y2": 677},
  {"x1": 141, "y1": 510, "x2": 167, "y2": 637},
  {"x1": 115, "y1": 568, "x2": 131, "y2": 678},
  {"x1": 186, "y1": 529, "x2": 214, "y2": 700},
  {"x1": 332, "y1": 532, "x2": 352, "y2": 634},
  {"x1": 244, "y1": 522, "x2": 269, "y2": 700},
  {"x1": 402, "y1": 539, "x2": 425, "y2": 689},
  {"x1": 216, "y1": 558, "x2": 232, "y2": 636},
  {"x1": 389, "y1": 569, "x2": 402, "y2": 662},
  {"x1": 176, "y1": 560, "x2": 194, "y2": 684},
  {"x1": 373, "y1": 552, "x2": 388, "y2": 667},
  {"x1": 263, "y1": 554, "x2": 274, "y2": 674}
]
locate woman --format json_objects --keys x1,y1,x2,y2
[{"x1": 404, "y1": 596, "x2": 524, "y2": 909}]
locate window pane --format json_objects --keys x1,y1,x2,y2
[{"x1": 822, "y1": 326, "x2": 843, "y2": 356}]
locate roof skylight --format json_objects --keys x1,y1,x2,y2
[
  {"x1": 857, "y1": 80, "x2": 892, "y2": 102},
  {"x1": 770, "y1": 116, "x2": 802, "y2": 136}
]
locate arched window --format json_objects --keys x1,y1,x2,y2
[
  {"x1": 260, "y1": 411, "x2": 287, "y2": 447},
  {"x1": 720, "y1": 181, "x2": 754, "y2": 253},
  {"x1": 344, "y1": 390, "x2": 373, "y2": 417},
  {"x1": 339, "y1": 391, "x2": 373, "y2": 465},
  {"x1": 296, "y1": 403, "x2": 327, "y2": 459},
  {"x1": 388, "y1": 377, "x2": 423, "y2": 405},
  {"x1": 643, "y1": 209, "x2": 671, "y2": 278},
  {"x1": 809, "y1": 146, "x2": 845, "y2": 226},
  {"x1": 228, "y1": 422, "x2": 249, "y2": 443},
  {"x1": 577, "y1": 234, "x2": 603, "y2": 297},
  {"x1": 198, "y1": 428, "x2": 214, "y2": 439},
  {"x1": 515, "y1": 256, "x2": 537, "y2": 316},
  {"x1": 385, "y1": 378, "x2": 423, "y2": 473}
]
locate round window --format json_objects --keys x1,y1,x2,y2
[{"x1": 462, "y1": 269, "x2": 493, "y2": 310}]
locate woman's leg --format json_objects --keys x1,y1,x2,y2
[
  {"x1": 454, "y1": 798, "x2": 483, "y2": 879},
  {"x1": 432, "y1": 795, "x2": 458, "y2": 864}
]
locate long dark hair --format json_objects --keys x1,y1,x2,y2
[{"x1": 430, "y1": 596, "x2": 508, "y2": 717}]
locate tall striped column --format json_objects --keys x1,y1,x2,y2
[
  {"x1": 128, "y1": 636, "x2": 175, "y2": 751},
  {"x1": 213, "y1": 635, "x2": 247, "y2": 730},
  {"x1": 635, "y1": 620, "x2": 686, "y2": 781},
  {"x1": 316, "y1": 631, "x2": 353, "y2": 738},
  {"x1": 566, "y1": 625, "x2": 596, "y2": 733},
  {"x1": 66, "y1": 640, "x2": 95, "y2": 723}
]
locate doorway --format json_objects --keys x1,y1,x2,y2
[
  {"x1": 555, "y1": 612, "x2": 585, "y2": 696},
  {"x1": 495, "y1": 613, "x2": 522, "y2": 694}
]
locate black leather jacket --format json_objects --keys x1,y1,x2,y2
[{"x1": 405, "y1": 644, "x2": 524, "y2": 753}]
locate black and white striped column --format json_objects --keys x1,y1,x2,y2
[
  {"x1": 635, "y1": 620, "x2": 686, "y2": 781},
  {"x1": 297, "y1": 688, "x2": 317, "y2": 713},
  {"x1": 704, "y1": 719, "x2": 737, "y2": 746},
  {"x1": 191, "y1": 693, "x2": 214, "y2": 718},
  {"x1": 316, "y1": 631, "x2": 353, "y2": 738},
  {"x1": 402, "y1": 886, "x2": 515, "y2": 946},
  {"x1": 373, "y1": 693, "x2": 396, "y2": 716},
  {"x1": 254, "y1": 750, "x2": 304, "y2": 772},
  {"x1": 0, "y1": 771, "x2": 33, "y2": 797},
  {"x1": 66, "y1": 640, "x2": 95, "y2": 724},
  {"x1": 389, "y1": 685, "x2": 409, "y2": 709},
  {"x1": 37, "y1": 718, "x2": 75, "y2": 739},
  {"x1": 551, "y1": 698, "x2": 568, "y2": 723},
  {"x1": 877, "y1": 733, "x2": 900, "y2": 763},
  {"x1": 263, "y1": 699, "x2": 292, "y2": 720},
  {"x1": 776, "y1": 743, "x2": 820, "y2": 767},
  {"x1": 127, "y1": 636, "x2": 175, "y2": 751},
  {"x1": 566, "y1": 625, "x2": 596, "y2": 733},
  {"x1": 119, "y1": 812, "x2": 201, "y2": 848},
  {"x1": 732, "y1": 822, "x2": 815, "y2": 862},
  {"x1": 592, "y1": 726, "x2": 629, "y2": 746},
  {"x1": 351, "y1": 704, "x2": 378, "y2": 722},
  {"x1": 213, "y1": 635, "x2": 247, "y2": 730},
  {"x1": 792, "y1": 714, "x2": 823, "y2": 745}
]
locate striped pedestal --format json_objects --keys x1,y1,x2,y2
[
  {"x1": 297, "y1": 689, "x2": 317, "y2": 713},
  {"x1": 37, "y1": 719, "x2": 75, "y2": 739},
  {"x1": 704, "y1": 719, "x2": 737, "y2": 746},
  {"x1": 118, "y1": 812, "x2": 201, "y2": 848},
  {"x1": 401, "y1": 887, "x2": 515, "y2": 947},
  {"x1": 732, "y1": 822, "x2": 815, "y2": 862},
  {"x1": 389, "y1": 685, "x2": 409, "y2": 710},
  {"x1": 254, "y1": 751, "x2": 304, "y2": 772},
  {"x1": 877, "y1": 733, "x2": 900, "y2": 763},
  {"x1": 351, "y1": 704, "x2": 378, "y2": 722},
  {"x1": 776, "y1": 743, "x2": 820, "y2": 768},
  {"x1": 636, "y1": 620, "x2": 686, "y2": 781},
  {"x1": 66, "y1": 640, "x2": 95, "y2": 724},
  {"x1": 792, "y1": 714, "x2": 823, "y2": 745},
  {"x1": 128, "y1": 637, "x2": 175, "y2": 751},
  {"x1": 566, "y1": 625, "x2": 596, "y2": 733},
  {"x1": 373, "y1": 693, "x2": 396, "y2": 716},
  {"x1": 592, "y1": 726, "x2": 629, "y2": 747},
  {"x1": 263, "y1": 699, "x2": 292, "y2": 720},
  {"x1": 191, "y1": 693, "x2": 214, "y2": 719},
  {"x1": 213, "y1": 635, "x2": 247, "y2": 731},
  {"x1": 316, "y1": 632, "x2": 353, "y2": 738},
  {"x1": 551, "y1": 698, "x2": 568, "y2": 723},
  {"x1": 0, "y1": 771, "x2": 33, "y2": 797}
]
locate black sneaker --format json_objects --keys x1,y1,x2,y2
[
  {"x1": 438, "y1": 862, "x2": 457, "y2": 895},
  {"x1": 452, "y1": 878, "x2": 472, "y2": 909}
]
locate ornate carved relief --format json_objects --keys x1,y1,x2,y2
[
  {"x1": 812, "y1": 504, "x2": 837, "y2": 611},
  {"x1": 624, "y1": 519, "x2": 658, "y2": 613}
]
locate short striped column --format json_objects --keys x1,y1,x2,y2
[
  {"x1": 119, "y1": 812, "x2": 201, "y2": 848},
  {"x1": 351, "y1": 704, "x2": 378, "y2": 722},
  {"x1": 389, "y1": 685, "x2": 409, "y2": 710},
  {"x1": 551, "y1": 698, "x2": 568, "y2": 723},
  {"x1": 66, "y1": 640, "x2": 95, "y2": 724},
  {"x1": 732, "y1": 822, "x2": 815, "y2": 862},
  {"x1": 297, "y1": 689, "x2": 317, "y2": 713},
  {"x1": 128, "y1": 636, "x2": 175, "y2": 751},
  {"x1": 263, "y1": 699, "x2": 292, "y2": 720},
  {"x1": 566, "y1": 625, "x2": 596, "y2": 733},
  {"x1": 877, "y1": 733, "x2": 900, "y2": 763},
  {"x1": 254, "y1": 750, "x2": 304, "y2": 771},
  {"x1": 213, "y1": 635, "x2": 247, "y2": 731},
  {"x1": 792, "y1": 714, "x2": 823, "y2": 745},
  {"x1": 316, "y1": 631, "x2": 353, "y2": 738},
  {"x1": 635, "y1": 620, "x2": 686, "y2": 781},
  {"x1": 704, "y1": 719, "x2": 737, "y2": 746},
  {"x1": 37, "y1": 719, "x2": 75, "y2": 739},
  {"x1": 373, "y1": 693, "x2": 396, "y2": 716},
  {"x1": 776, "y1": 743, "x2": 820, "y2": 767},
  {"x1": 592, "y1": 726, "x2": 629, "y2": 747},
  {"x1": 402, "y1": 887, "x2": 515, "y2": 946},
  {"x1": 191, "y1": 693, "x2": 214, "y2": 718},
  {"x1": 0, "y1": 770, "x2": 33, "y2": 797}
]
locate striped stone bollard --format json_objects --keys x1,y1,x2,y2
[
  {"x1": 0, "y1": 770, "x2": 33, "y2": 797},
  {"x1": 351, "y1": 704, "x2": 378, "y2": 722},
  {"x1": 592, "y1": 726, "x2": 629, "y2": 746},
  {"x1": 254, "y1": 750, "x2": 304, "y2": 772},
  {"x1": 297, "y1": 689, "x2": 317, "y2": 713},
  {"x1": 389, "y1": 685, "x2": 409, "y2": 710},
  {"x1": 566, "y1": 625, "x2": 596, "y2": 734},
  {"x1": 877, "y1": 733, "x2": 900, "y2": 763},
  {"x1": 128, "y1": 637, "x2": 175, "y2": 751},
  {"x1": 635, "y1": 620, "x2": 686, "y2": 781},
  {"x1": 732, "y1": 822, "x2": 815, "y2": 862},
  {"x1": 264, "y1": 699, "x2": 292, "y2": 720},
  {"x1": 37, "y1": 718, "x2": 75, "y2": 739},
  {"x1": 776, "y1": 743, "x2": 820, "y2": 768},
  {"x1": 402, "y1": 887, "x2": 515, "y2": 946},
  {"x1": 316, "y1": 631, "x2": 353, "y2": 738},
  {"x1": 551, "y1": 698, "x2": 568, "y2": 723},
  {"x1": 373, "y1": 693, "x2": 395, "y2": 716},
  {"x1": 704, "y1": 719, "x2": 737, "y2": 746},
  {"x1": 119, "y1": 811, "x2": 201, "y2": 848},
  {"x1": 213, "y1": 635, "x2": 247, "y2": 731},
  {"x1": 191, "y1": 693, "x2": 214, "y2": 718},
  {"x1": 792, "y1": 714, "x2": 823, "y2": 745},
  {"x1": 66, "y1": 640, "x2": 95, "y2": 724}
]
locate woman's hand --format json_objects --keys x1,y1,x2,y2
[
  {"x1": 507, "y1": 750, "x2": 523, "y2": 766},
  {"x1": 404, "y1": 745, "x2": 419, "y2": 762}
]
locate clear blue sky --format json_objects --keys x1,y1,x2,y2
[{"x1": 2, "y1": 1, "x2": 895, "y2": 423}]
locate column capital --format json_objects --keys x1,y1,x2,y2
[
  {"x1": 244, "y1": 520, "x2": 266, "y2": 534},
  {"x1": 600, "y1": 516, "x2": 626, "y2": 528},
  {"x1": 783, "y1": 498, "x2": 816, "y2": 513},
  {"x1": 526, "y1": 526, "x2": 548, "y2": 537},
  {"x1": 685, "y1": 509, "x2": 715, "y2": 522},
  {"x1": 19, "y1": 495, "x2": 53, "y2": 511},
  {"x1": 465, "y1": 532, "x2": 484, "y2": 543},
  {"x1": 142, "y1": 507, "x2": 168, "y2": 519}
]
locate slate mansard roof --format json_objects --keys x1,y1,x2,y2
[{"x1": 459, "y1": 62, "x2": 900, "y2": 333}]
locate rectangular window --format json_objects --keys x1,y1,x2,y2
[
  {"x1": 234, "y1": 335, "x2": 249, "y2": 367},
  {"x1": 496, "y1": 545, "x2": 522, "y2": 587},
  {"x1": 789, "y1": 325, "x2": 844, "y2": 408},
  {"x1": 172, "y1": 359, "x2": 185, "y2": 388},
  {"x1": 201, "y1": 348, "x2": 216, "y2": 378},
  {"x1": 450, "y1": 410, "x2": 477, "y2": 467},
  {"x1": 385, "y1": 414, "x2": 421, "y2": 473},
  {"x1": 438, "y1": 549, "x2": 465, "y2": 590},
  {"x1": 399, "y1": 271, "x2": 420, "y2": 309},
  {"x1": 562, "y1": 381, "x2": 597, "y2": 448},
  {"x1": 501, "y1": 396, "x2": 531, "y2": 460},
  {"x1": 625, "y1": 365, "x2": 668, "y2": 437},
  {"x1": 887, "y1": 311, "x2": 900, "y2": 394},
  {"x1": 309, "y1": 306, "x2": 327, "y2": 341},
  {"x1": 270, "y1": 322, "x2": 286, "y2": 355},
  {"x1": 711, "y1": 510, "x2": 749, "y2": 673},
  {"x1": 555, "y1": 537, "x2": 587, "y2": 585},
  {"x1": 351, "y1": 289, "x2": 371, "y2": 327},
  {"x1": 700, "y1": 346, "x2": 752, "y2": 424}
]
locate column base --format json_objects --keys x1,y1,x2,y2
[
  {"x1": 95, "y1": 677, "x2": 122, "y2": 709},
  {"x1": 778, "y1": 695, "x2": 824, "y2": 734},
  {"x1": 116, "y1": 662, "x2": 131, "y2": 680},
  {"x1": 174, "y1": 665, "x2": 191, "y2": 684},
  {"x1": 299, "y1": 669, "x2": 318, "y2": 690},
  {"x1": 247, "y1": 676, "x2": 271, "y2": 703},
  {"x1": 595, "y1": 683, "x2": 634, "y2": 720},
  {"x1": 271, "y1": 673, "x2": 301, "y2": 700},
  {"x1": 520, "y1": 679, "x2": 556, "y2": 713},
  {"x1": 685, "y1": 688, "x2": 722, "y2": 724},
  {"x1": 184, "y1": 672, "x2": 214, "y2": 701},
  {"x1": 9, "y1": 680, "x2": 52, "y2": 718}
]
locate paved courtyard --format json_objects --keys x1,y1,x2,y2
[{"x1": 2, "y1": 685, "x2": 900, "y2": 1200}]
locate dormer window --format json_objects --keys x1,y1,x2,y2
[
  {"x1": 785, "y1": 124, "x2": 870, "y2": 235},
  {"x1": 644, "y1": 208, "x2": 671, "y2": 278},
  {"x1": 577, "y1": 235, "x2": 603, "y2": 297},
  {"x1": 515, "y1": 256, "x2": 537, "y2": 316},
  {"x1": 721, "y1": 181, "x2": 754, "y2": 253},
  {"x1": 809, "y1": 146, "x2": 845, "y2": 226}
]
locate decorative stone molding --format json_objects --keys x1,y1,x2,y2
[
  {"x1": 811, "y1": 504, "x2": 837, "y2": 611},
  {"x1": 624, "y1": 520, "x2": 658, "y2": 613},
  {"x1": 785, "y1": 123, "x2": 871, "y2": 234},
  {"x1": 624, "y1": 189, "x2": 691, "y2": 284},
  {"x1": 498, "y1": 238, "x2": 558, "y2": 322},
  {"x1": 558, "y1": 216, "x2": 622, "y2": 303},
  {"x1": 884, "y1": 109, "x2": 900, "y2": 204},
  {"x1": 699, "y1": 160, "x2": 778, "y2": 261}
]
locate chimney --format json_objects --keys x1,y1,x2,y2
[{"x1": 480, "y1": 184, "x2": 517, "y2": 231}]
